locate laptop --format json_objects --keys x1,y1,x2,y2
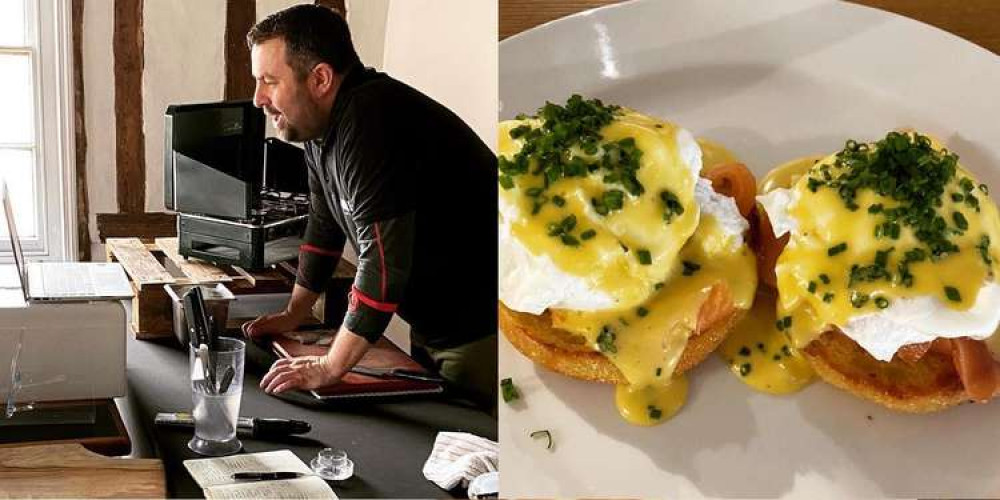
[{"x1": 1, "y1": 182, "x2": 133, "y2": 301}]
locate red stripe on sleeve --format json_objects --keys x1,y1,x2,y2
[
  {"x1": 300, "y1": 244, "x2": 342, "y2": 258},
  {"x1": 374, "y1": 222, "x2": 388, "y2": 300},
  {"x1": 351, "y1": 285, "x2": 398, "y2": 313}
]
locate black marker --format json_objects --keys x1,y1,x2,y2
[{"x1": 155, "y1": 412, "x2": 311, "y2": 438}]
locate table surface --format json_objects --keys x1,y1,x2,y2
[
  {"x1": 118, "y1": 333, "x2": 496, "y2": 498},
  {"x1": 499, "y1": 0, "x2": 1000, "y2": 55}
]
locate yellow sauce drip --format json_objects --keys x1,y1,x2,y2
[
  {"x1": 551, "y1": 215, "x2": 757, "y2": 424},
  {"x1": 615, "y1": 375, "x2": 688, "y2": 426},
  {"x1": 759, "y1": 155, "x2": 824, "y2": 194},
  {"x1": 498, "y1": 111, "x2": 700, "y2": 309},
  {"x1": 697, "y1": 138, "x2": 740, "y2": 170},
  {"x1": 771, "y1": 141, "x2": 1000, "y2": 351},
  {"x1": 720, "y1": 291, "x2": 815, "y2": 394}
]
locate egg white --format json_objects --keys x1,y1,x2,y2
[
  {"x1": 758, "y1": 187, "x2": 1000, "y2": 362},
  {"x1": 499, "y1": 127, "x2": 748, "y2": 315}
]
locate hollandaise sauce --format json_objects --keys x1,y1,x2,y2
[
  {"x1": 719, "y1": 291, "x2": 815, "y2": 394},
  {"x1": 697, "y1": 138, "x2": 740, "y2": 170},
  {"x1": 498, "y1": 95, "x2": 757, "y2": 425},
  {"x1": 498, "y1": 96, "x2": 700, "y2": 310},
  {"x1": 771, "y1": 132, "x2": 1000, "y2": 350},
  {"x1": 551, "y1": 216, "x2": 757, "y2": 425}
]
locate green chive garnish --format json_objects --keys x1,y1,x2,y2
[
  {"x1": 500, "y1": 378, "x2": 519, "y2": 403},
  {"x1": 637, "y1": 249, "x2": 652, "y2": 265}
]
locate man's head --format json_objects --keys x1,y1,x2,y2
[{"x1": 247, "y1": 5, "x2": 360, "y2": 142}]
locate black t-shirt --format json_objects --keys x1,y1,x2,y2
[{"x1": 296, "y1": 65, "x2": 497, "y2": 348}]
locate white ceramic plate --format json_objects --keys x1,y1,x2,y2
[{"x1": 499, "y1": 0, "x2": 1000, "y2": 497}]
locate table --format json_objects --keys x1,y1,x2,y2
[
  {"x1": 118, "y1": 333, "x2": 496, "y2": 498},
  {"x1": 499, "y1": 0, "x2": 1000, "y2": 55}
]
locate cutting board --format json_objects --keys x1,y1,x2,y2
[{"x1": 0, "y1": 443, "x2": 165, "y2": 498}]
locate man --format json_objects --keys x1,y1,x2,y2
[{"x1": 244, "y1": 5, "x2": 497, "y2": 411}]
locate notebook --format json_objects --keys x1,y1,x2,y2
[
  {"x1": 184, "y1": 450, "x2": 337, "y2": 499},
  {"x1": 272, "y1": 332, "x2": 445, "y2": 400}
]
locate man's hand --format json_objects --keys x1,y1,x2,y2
[
  {"x1": 260, "y1": 355, "x2": 339, "y2": 394},
  {"x1": 243, "y1": 284, "x2": 322, "y2": 340},
  {"x1": 243, "y1": 311, "x2": 302, "y2": 340}
]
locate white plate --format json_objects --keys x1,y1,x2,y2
[{"x1": 499, "y1": 0, "x2": 1000, "y2": 497}]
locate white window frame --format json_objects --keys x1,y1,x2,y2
[{"x1": 0, "y1": 0, "x2": 77, "y2": 263}]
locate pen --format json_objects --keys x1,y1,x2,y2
[{"x1": 232, "y1": 471, "x2": 307, "y2": 481}]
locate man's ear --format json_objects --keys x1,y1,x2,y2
[{"x1": 310, "y1": 62, "x2": 337, "y2": 98}]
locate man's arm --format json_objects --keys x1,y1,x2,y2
[
  {"x1": 245, "y1": 153, "x2": 345, "y2": 339},
  {"x1": 259, "y1": 213, "x2": 416, "y2": 394},
  {"x1": 339, "y1": 213, "x2": 414, "y2": 342},
  {"x1": 260, "y1": 322, "x2": 370, "y2": 394}
]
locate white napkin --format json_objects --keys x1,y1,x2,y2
[{"x1": 422, "y1": 432, "x2": 499, "y2": 491}]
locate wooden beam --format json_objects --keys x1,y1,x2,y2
[
  {"x1": 72, "y1": 0, "x2": 91, "y2": 261},
  {"x1": 113, "y1": 0, "x2": 145, "y2": 214},
  {"x1": 224, "y1": 0, "x2": 256, "y2": 100},
  {"x1": 96, "y1": 212, "x2": 176, "y2": 242},
  {"x1": 315, "y1": 0, "x2": 346, "y2": 16},
  {"x1": 499, "y1": 0, "x2": 626, "y2": 40}
]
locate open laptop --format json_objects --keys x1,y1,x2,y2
[{"x1": 2, "y1": 182, "x2": 133, "y2": 301}]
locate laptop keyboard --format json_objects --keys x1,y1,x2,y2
[{"x1": 39, "y1": 264, "x2": 97, "y2": 296}]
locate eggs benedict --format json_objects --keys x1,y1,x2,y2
[
  {"x1": 756, "y1": 131, "x2": 1000, "y2": 412},
  {"x1": 498, "y1": 95, "x2": 758, "y2": 425}
]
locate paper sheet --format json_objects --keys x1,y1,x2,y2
[
  {"x1": 184, "y1": 450, "x2": 335, "y2": 499},
  {"x1": 204, "y1": 477, "x2": 337, "y2": 500}
]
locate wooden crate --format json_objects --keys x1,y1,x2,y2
[{"x1": 105, "y1": 237, "x2": 293, "y2": 339}]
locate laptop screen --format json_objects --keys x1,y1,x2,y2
[{"x1": 1, "y1": 182, "x2": 28, "y2": 301}]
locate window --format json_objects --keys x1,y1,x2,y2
[{"x1": 0, "y1": 0, "x2": 76, "y2": 262}]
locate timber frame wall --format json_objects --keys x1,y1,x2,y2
[{"x1": 74, "y1": 0, "x2": 346, "y2": 255}]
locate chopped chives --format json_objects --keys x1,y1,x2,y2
[
  {"x1": 953, "y1": 211, "x2": 968, "y2": 231},
  {"x1": 597, "y1": 325, "x2": 617, "y2": 353},
  {"x1": 637, "y1": 249, "x2": 652, "y2": 265},
  {"x1": 682, "y1": 260, "x2": 701, "y2": 276},
  {"x1": 648, "y1": 406, "x2": 663, "y2": 420},
  {"x1": 500, "y1": 378, "x2": 519, "y2": 403}
]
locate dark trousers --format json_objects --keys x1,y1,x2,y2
[{"x1": 411, "y1": 333, "x2": 497, "y2": 416}]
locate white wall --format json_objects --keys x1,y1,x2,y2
[
  {"x1": 85, "y1": 1, "x2": 391, "y2": 259},
  {"x1": 347, "y1": 0, "x2": 389, "y2": 70},
  {"x1": 142, "y1": 1, "x2": 226, "y2": 214},
  {"x1": 381, "y1": 0, "x2": 497, "y2": 150},
  {"x1": 79, "y1": 0, "x2": 491, "y2": 351},
  {"x1": 82, "y1": 0, "x2": 116, "y2": 260}
]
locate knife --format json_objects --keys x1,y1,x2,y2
[{"x1": 350, "y1": 366, "x2": 445, "y2": 383}]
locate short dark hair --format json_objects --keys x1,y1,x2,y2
[{"x1": 247, "y1": 4, "x2": 361, "y2": 78}]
